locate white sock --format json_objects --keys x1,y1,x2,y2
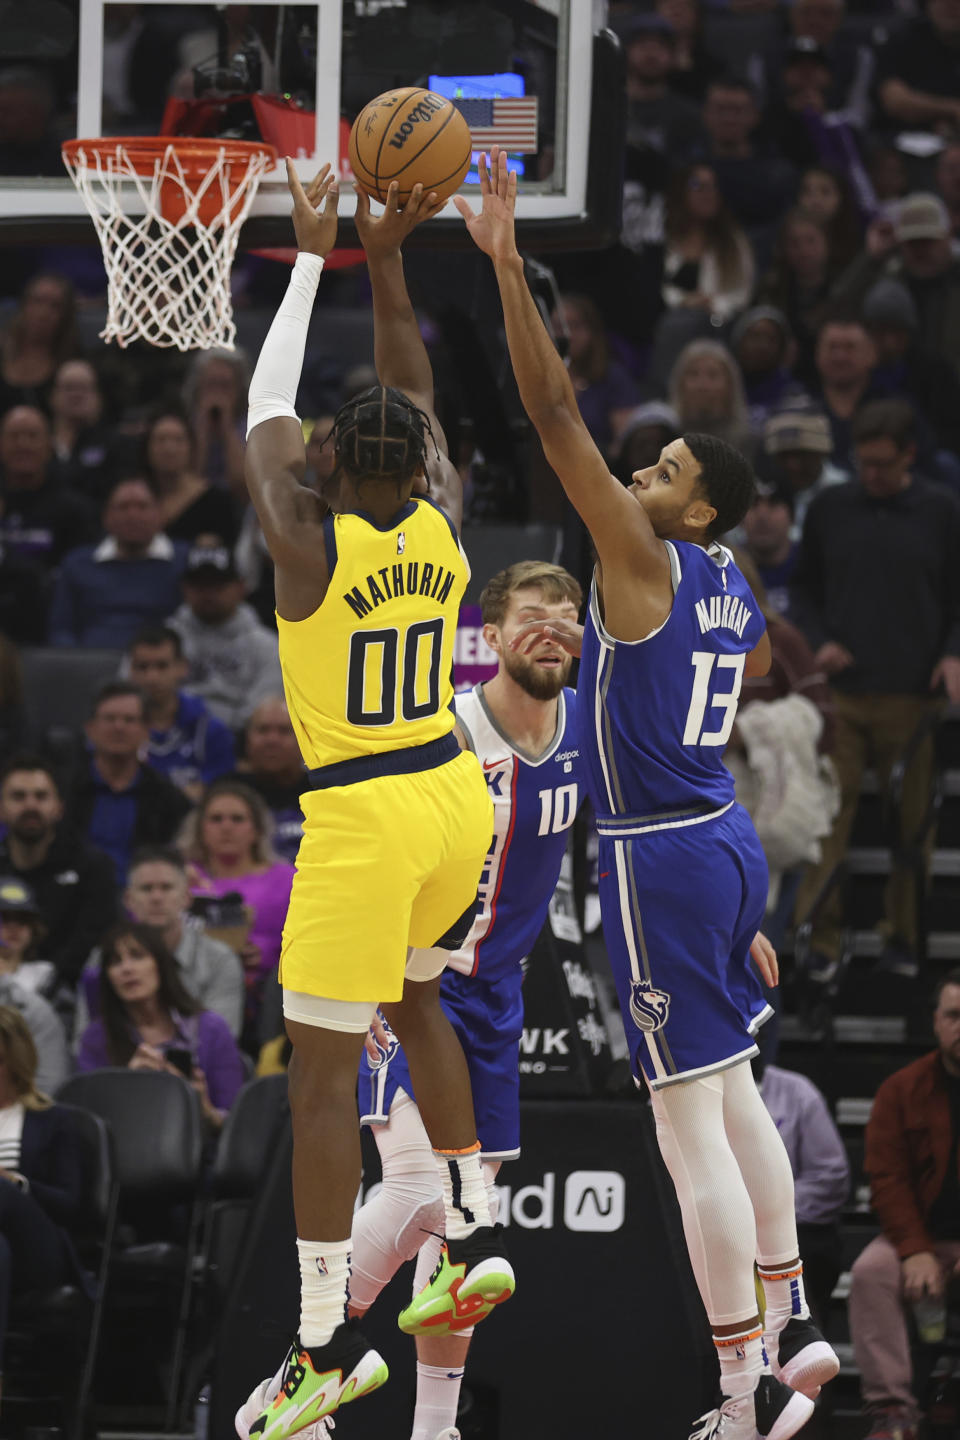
[
  {"x1": 433, "y1": 1143, "x2": 491, "y2": 1240},
  {"x1": 297, "y1": 1237, "x2": 351, "y2": 1348},
  {"x1": 716, "y1": 1325, "x2": 769, "y2": 1399},
  {"x1": 411, "y1": 1362, "x2": 463, "y2": 1440},
  {"x1": 758, "y1": 1257, "x2": 810, "y2": 1334}
]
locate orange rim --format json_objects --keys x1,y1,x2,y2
[{"x1": 62, "y1": 136, "x2": 278, "y2": 178}]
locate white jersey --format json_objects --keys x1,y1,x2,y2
[{"x1": 447, "y1": 684, "x2": 583, "y2": 983}]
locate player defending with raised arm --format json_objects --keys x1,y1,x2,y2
[
  {"x1": 456, "y1": 152, "x2": 838, "y2": 1440},
  {"x1": 241, "y1": 164, "x2": 512, "y2": 1440}
]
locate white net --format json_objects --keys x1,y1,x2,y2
[{"x1": 62, "y1": 139, "x2": 275, "y2": 351}]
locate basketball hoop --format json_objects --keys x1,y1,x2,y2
[{"x1": 62, "y1": 137, "x2": 277, "y2": 351}]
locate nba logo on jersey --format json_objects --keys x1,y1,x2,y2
[
  {"x1": 629, "y1": 978, "x2": 671, "y2": 1033},
  {"x1": 397, "y1": 531, "x2": 406, "y2": 554}
]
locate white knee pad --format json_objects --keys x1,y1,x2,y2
[{"x1": 349, "y1": 1091, "x2": 443, "y2": 1314}]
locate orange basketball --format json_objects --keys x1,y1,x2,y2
[{"x1": 348, "y1": 87, "x2": 472, "y2": 206}]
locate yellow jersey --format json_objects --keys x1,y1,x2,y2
[{"x1": 278, "y1": 498, "x2": 467, "y2": 769}]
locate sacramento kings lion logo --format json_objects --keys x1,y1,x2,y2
[
  {"x1": 629, "y1": 978, "x2": 672, "y2": 1033},
  {"x1": 365, "y1": 1013, "x2": 400, "y2": 1071}
]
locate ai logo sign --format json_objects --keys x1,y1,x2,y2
[
  {"x1": 563, "y1": 1171, "x2": 626, "y2": 1232},
  {"x1": 493, "y1": 1170, "x2": 626, "y2": 1232}
]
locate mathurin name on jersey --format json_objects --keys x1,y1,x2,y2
[
  {"x1": 694, "y1": 593, "x2": 753, "y2": 640},
  {"x1": 343, "y1": 560, "x2": 457, "y2": 619}
]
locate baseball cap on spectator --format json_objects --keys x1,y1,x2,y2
[
  {"x1": 752, "y1": 476, "x2": 796, "y2": 516},
  {"x1": 862, "y1": 278, "x2": 919, "y2": 333},
  {"x1": 730, "y1": 306, "x2": 792, "y2": 351},
  {"x1": 184, "y1": 543, "x2": 239, "y2": 583},
  {"x1": 0, "y1": 877, "x2": 40, "y2": 919},
  {"x1": 621, "y1": 400, "x2": 681, "y2": 434},
  {"x1": 894, "y1": 193, "x2": 950, "y2": 243},
  {"x1": 764, "y1": 409, "x2": 832, "y2": 456},
  {"x1": 624, "y1": 12, "x2": 677, "y2": 42},
  {"x1": 783, "y1": 36, "x2": 830, "y2": 66}
]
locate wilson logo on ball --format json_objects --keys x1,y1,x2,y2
[
  {"x1": 348, "y1": 86, "x2": 473, "y2": 205},
  {"x1": 388, "y1": 94, "x2": 448, "y2": 150}
]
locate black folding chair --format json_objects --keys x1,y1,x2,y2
[
  {"x1": 5, "y1": 1105, "x2": 116, "y2": 1440},
  {"x1": 58, "y1": 1069, "x2": 205, "y2": 1431},
  {"x1": 178, "y1": 1075, "x2": 289, "y2": 1419}
]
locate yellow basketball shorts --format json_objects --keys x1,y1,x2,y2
[{"x1": 280, "y1": 748, "x2": 493, "y2": 1004}]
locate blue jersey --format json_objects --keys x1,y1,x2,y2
[
  {"x1": 448, "y1": 685, "x2": 584, "y2": 983},
  {"x1": 578, "y1": 541, "x2": 766, "y2": 818}
]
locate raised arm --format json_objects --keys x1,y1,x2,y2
[
  {"x1": 454, "y1": 151, "x2": 664, "y2": 579},
  {"x1": 245, "y1": 162, "x2": 338, "y2": 616},
  {"x1": 354, "y1": 183, "x2": 464, "y2": 531}
]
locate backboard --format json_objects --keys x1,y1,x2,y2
[{"x1": 0, "y1": 0, "x2": 623, "y2": 249}]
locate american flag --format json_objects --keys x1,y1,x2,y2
[{"x1": 453, "y1": 97, "x2": 539, "y2": 154}]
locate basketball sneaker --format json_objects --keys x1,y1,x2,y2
[
  {"x1": 236, "y1": 1375, "x2": 334, "y2": 1440},
  {"x1": 236, "y1": 1375, "x2": 335, "y2": 1440},
  {"x1": 243, "y1": 1321, "x2": 387, "y2": 1440},
  {"x1": 687, "y1": 1375, "x2": 815, "y2": 1439},
  {"x1": 767, "y1": 1315, "x2": 840, "y2": 1398},
  {"x1": 397, "y1": 1224, "x2": 514, "y2": 1336}
]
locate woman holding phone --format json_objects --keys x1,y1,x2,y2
[
  {"x1": 74, "y1": 923, "x2": 245, "y2": 1128},
  {"x1": 179, "y1": 781, "x2": 295, "y2": 1039}
]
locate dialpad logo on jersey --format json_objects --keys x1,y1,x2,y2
[{"x1": 629, "y1": 978, "x2": 671, "y2": 1033}]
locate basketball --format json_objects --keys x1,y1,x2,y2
[{"x1": 348, "y1": 87, "x2": 473, "y2": 206}]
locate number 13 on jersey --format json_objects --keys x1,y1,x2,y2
[{"x1": 682, "y1": 650, "x2": 746, "y2": 747}]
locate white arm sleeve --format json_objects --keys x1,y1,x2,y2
[{"x1": 246, "y1": 251, "x2": 325, "y2": 439}]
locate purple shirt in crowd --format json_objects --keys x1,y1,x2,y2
[
  {"x1": 761, "y1": 1063, "x2": 850, "y2": 1225},
  {"x1": 75, "y1": 1008, "x2": 245, "y2": 1113},
  {"x1": 189, "y1": 861, "x2": 295, "y2": 980}
]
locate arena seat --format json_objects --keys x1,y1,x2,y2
[
  {"x1": 58, "y1": 1068, "x2": 205, "y2": 1431},
  {"x1": 5, "y1": 1106, "x2": 116, "y2": 1440},
  {"x1": 19, "y1": 646, "x2": 123, "y2": 745}
]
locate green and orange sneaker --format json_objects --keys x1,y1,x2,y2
[
  {"x1": 248, "y1": 1320, "x2": 387, "y2": 1440},
  {"x1": 398, "y1": 1224, "x2": 515, "y2": 1337}
]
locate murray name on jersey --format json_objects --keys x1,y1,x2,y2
[{"x1": 694, "y1": 591, "x2": 753, "y2": 640}]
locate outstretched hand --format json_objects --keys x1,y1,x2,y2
[
  {"x1": 453, "y1": 147, "x2": 519, "y2": 263},
  {"x1": 354, "y1": 181, "x2": 447, "y2": 259},
  {"x1": 509, "y1": 617, "x2": 584, "y2": 659},
  {"x1": 287, "y1": 159, "x2": 339, "y2": 259}
]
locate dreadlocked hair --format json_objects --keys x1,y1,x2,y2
[
  {"x1": 682, "y1": 431, "x2": 757, "y2": 539},
  {"x1": 329, "y1": 385, "x2": 438, "y2": 488}
]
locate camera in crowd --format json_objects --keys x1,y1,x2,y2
[{"x1": 192, "y1": 37, "x2": 263, "y2": 98}]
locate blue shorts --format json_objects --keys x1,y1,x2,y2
[
  {"x1": 358, "y1": 968, "x2": 523, "y2": 1161},
  {"x1": 596, "y1": 802, "x2": 771, "y2": 1091}
]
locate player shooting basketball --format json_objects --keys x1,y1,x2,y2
[{"x1": 239, "y1": 162, "x2": 513, "y2": 1440}]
